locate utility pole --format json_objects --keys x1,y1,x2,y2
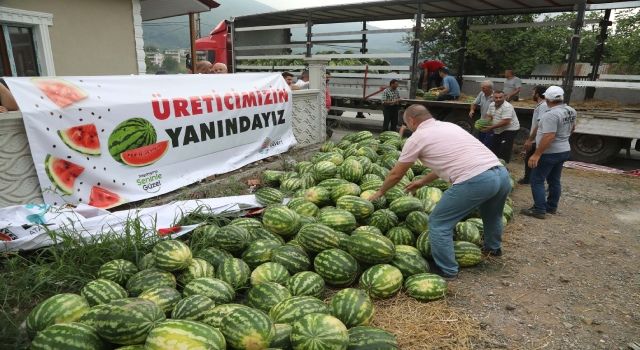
[{"x1": 562, "y1": 0, "x2": 587, "y2": 104}]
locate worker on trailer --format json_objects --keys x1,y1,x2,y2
[
  {"x1": 294, "y1": 70, "x2": 310, "y2": 90},
  {"x1": 381, "y1": 79, "x2": 402, "y2": 131},
  {"x1": 436, "y1": 67, "x2": 460, "y2": 101},
  {"x1": 418, "y1": 59, "x2": 445, "y2": 90},
  {"x1": 194, "y1": 61, "x2": 213, "y2": 74},
  {"x1": 282, "y1": 72, "x2": 298, "y2": 90},
  {"x1": 503, "y1": 69, "x2": 522, "y2": 102},
  {"x1": 370, "y1": 104, "x2": 510, "y2": 279},
  {"x1": 469, "y1": 80, "x2": 495, "y2": 146},
  {"x1": 210, "y1": 62, "x2": 228, "y2": 74}
]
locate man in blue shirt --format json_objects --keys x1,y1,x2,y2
[{"x1": 436, "y1": 67, "x2": 460, "y2": 101}]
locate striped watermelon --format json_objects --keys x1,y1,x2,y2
[
  {"x1": 349, "y1": 131, "x2": 374, "y2": 143},
  {"x1": 221, "y1": 307, "x2": 275, "y2": 350},
  {"x1": 337, "y1": 139, "x2": 352, "y2": 149},
  {"x1": 81, "y1": 279, "x2": 128, "y2": 306},
  {"x1": 262, "y1": 170, "x2": 284, "y2": 186},
  {"x1": 30, "y1": 322, "x2": 104, "y2": 350},
  {"x1": 194, "y1": 224, "x2": 219, "y2": 242},
  {"x1": 253, "y1": 227, "x2": 286, "y2": 244},
  {"x1": 376, "y1": 143, "x2": 398, "y2": 155},
  {"x1": 137, "y1": 253, "x2": 155, "y2": 270},
  {"x1": 383, "y1": 186, "x2": 406, "y2": 203},
  {"x1": 317, "y1": 178, "x2": 349, "y2": 189},
  {"x1": 287, "y1": 198, "x2": 320, "y2": 217},
  {"x1": 200, "y1": 304, "x2": 250, "y2": 329},
  {"x1": 319, "y1": 141, "x2": 335, "y2": 152},
  {"x1": 411, "y1": 160, "x2": 427, "y2": 175},
  {"x1": 217, "y1": 258, "x2": 251, "y2": 290},
  {"x1": 416, "y1": 232, "x2": 431, "y2": 258},
  {"x1": 504, "y1": 203, "x2": 514, "y2": 221},
  {"x1": 230, "y1": 217, "x2": 263, "y2": 237},
  {"x1": 94, "y1": 298, "x2": 165, "y2": 345},
  {"x1": 378, "y1": 130, "x2": 400, "y2": 142},
  {"x1": 281, "y1": 177, "x2": 303, "y2": 193},
  {"x1": 389, "y1": 196, "x2": 423, "y2": 219},
  {"x1": 360, "y1": 173, "x2": 382, "y2": 182},
  {"x1": 26, "y1": 293, "x2": 90, "y2": 338},
  {"x1": 338, "y1": 158, "x2": 364, "y2": 183},
  {"x1": 359, "y1": 190, "x2": 386, "y2": 210},
  {"x1": 299, "y1": 173, "x2": 317, "y2": 189},
  {"x1": 76, "y1": 304, "x2": 110, "y2": 329},
  {"x1": 313, "y1": 248, "x2": 359, "y2": 287},
  {"x1": 290, "y1": 313, "x2": 348, "y2": 350},
  {"x1": 359, "y1": 264, "x2": 403, "y2": 299},
  {"x1": 318, "y1": 208, "x2": 357, "y2": 234},
  {"x1": 108, "y1": 118, "x2": 157, "y2": 163},
  {"x1": 335, "y1": 231, "x2": 351, "y2": 251},
  {"x1": 297, "y1": 223, "x2": 341, "y2": 254},
  {"x1": 415, "y1": 186, "x2": 442, "y2": 203},
  {"x1": 296, "y1": 160, "x2": 315, "y2": 173},
  {"x1": 242, "y1": 239, "x2": 283, "y2": 268},
  {"x1": 271, "y1": 245, "x2": 311, "y2": 274},
  {"x1": 297, "y1": 214, "x2": 317, "y2": 226},
  {"x1": 385, "y1": 226, "x2": 415, "y2": 246},
  {"x1": 269, "y1": 296, "x2": 329, "y2": 324},
  {"x1": 152, "y1": 240, "x2": 193, "y2": 272},
  {"x1": 466, "y1": 218, "x2": 484, "y2": 233},
  {"x1": 366, "y1": 209, "x2": 399, "y2": 233},
  {"x1": 126, "y1": 268, "x2": 176, "y2": 296},
  {"x1": 270, "y1": 323, "x2": 293, "y2": 350},
  {"x1": 336, "y1": 195, "x2": 375, "y2": 221},
  {"x1": 455, "y1": 222, "x2": 482, "y2": 246},
  {"x1": 367, "y1": 164, "x2": 389, "y2": 181},
  {"x1": 247, "y1": 282, "x2": 292, "y2": 313},
  {"x1": 405, "y1": 211, "x2": 429, "y2": 235},
  {"x1": 352, "y1": 226, "x2": 383, "y2": 236},
  {"x1": 171, "y1": 295, "x2": 215, "y2": 321},
  {"x1": 391, "y1": 245, "x2": 430, "y2": 278},
  {"x1": 346, "y1": 232, "x2": 395, "y2": 264},
  {"x1": 331, "y1": 183, "x2": 362, "y2": 203},
  {"x1": 454, "y1": 241, "x2": 483, "y2": 267},
  {"x1": 356, "y1": 147, "x2": 378, "y2": 163},
  {"x1": 329, "y1": 288, "x2": 374, "y2": 328},
  {"x1": 256, "y1": 187, "x2": 285, "y2": 206},
  {"x1": 139, "y1": 287, "x2": 182, "y2": 314},
  {"x1": 145, "y1": 319, "x2": 226, "y2": 350},
  {"x1": 404, "y1": 273, "x2": 447, "y2": 302},
  {"x1": 182, "y1": 277, "x2": 235, "y2": 304},
  {"x1": 286, "y1": 271, "x2": 325, "y2": 299},
  {"x1": 421, "y1": 198, "x2": 437, "y2": 214},
  {"x1": 210, "y1": 225, "x2": 251, "y2": 254},
  {"x1": 97, "y1": 259, "x2": 138, "y2": 286},
  {"x1": 304, "y1": 186, "x2": 332, "y2": 206},
  {"x1": 359, "y1": 179, "x2": 383, "y2": 193},
  {"x1": 347, "y1": 326, "x2": 399, "y2": 350},
  {"x1": 196, "y1": 247, "x2": 233, "y2": 269},
  {"x1": 428, "y1": 179, "x2": 451, "y2": 191},
  {"x1": 378, "y1": 156, "x2": 397, "y2": 170},
  {"x1": 281, "y1": 171, "x2": 300, "y2": 181},
  {"x1": 313, "y1": 161, "x2": 338, "y2": 182},
  {"x1": 251, "y1": 262, "x2": 291, "y2": 286},
  {"x1": 263, "y1": 205, "x2": 301, "y2": 237},
  {"x1": 111, "y1": 346, "x2": 145, "y2": 350},
  {"x1": 177, "y1": 258, "x2": 215, "y2": 285}
]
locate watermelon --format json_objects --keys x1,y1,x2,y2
[
  {"x1": 466, "y1": 218, "x2": 484, "y2": 233},
  {"x1": 378, "y1": 156, "x2": 397, "y2": 170},
  {"x1": 367, "y1": 164, "x2": 389, "y2": 180},
  {"x1": 330, "y1": 288, "x2": 374, "y2": 328},
  {"x1": 297, "y1": 223, "x2": 341, "y2": 254},
  {"x1": 171, "y1": 295, "x2": 215, "y2": 321},
  {"x1": 415, "y1": 186, "x2": 443, "y2": 203},
  {"x1": 350, "y1": 131, "x2": 374, "y2": 143},
  {"x1": 251, "y1": 262, "x2": 291, "y2": 286},
  {"x1": 428, "y1": 179, "x2": 451, "y2": 191},
  {"x1": 304, "y1": 186, "x2": 332, "y2": 206},
  {"x1": 221, "y1": 307, "x2": 275, "y2": 350},
  {"x1": 270, "y1": 323, "x2": 293, "y2": 350},
  {"x1": 290, "y1": 313, "x2": 348, "y2": 350},
  {"x1": 474, "y1": 118, "x2": 491, "y2": 131},
  {"x1": 455, "y1": 222, "x2": 482, "y2": 246},
  {"x1": 262, "y1": 170, "x2": 285, "y2": 186},
  {"x1": 299, "y1": 173, "x2": 317, "y2": 189},
  {"x1": 389, "y1": 196, "x2": 423, "y2": 219},
  {"x1": 137, "y1": 253, "x2": 155, "y2": 270},
  {"x1": 318, "y1": 208, "x2": 357, "y2": 233},
  {"x1": 94, "y1": 298, "x2": 165, "y2": 345},
  {"x1": 331, "y1": 183, "x2": 362, "y2": 203},
  {"x1": 97, "y1": 259, "x2": 138, "y2": 286},
  {"x1": 200, "y1": 304, "x2": 250, "y2": 329},
  {"x1": 336, "y1": 195, "x2": 375, "y2": 221},
  {"x1": 376, "y1": 143, "x2": 398, "y2": 155},
  {"x1": 336, "y1": 139, "x2": 352, "y2": 149},
  {"x1": 26, "y1": 293, "x2": 90, "y2": 338},
  {"x1": 454, "y1": 241, "x2": 483, "y2": 267},
  {"x1": 360, "y1": 173, "x2": 382, "y2": 182},
  {"x1": 145, "y1": 319, "x2": 226, "y2": 350},
  {"x1": 196, "y1": 247, "x2": 233, "y2": 269},
  {"x1": 391, "y1": 245, "x2": 430, "y2": 278},
  {"x1": 359, "y1": 264, "x2": 403, "y2": 299},
  {"x1": 256, "y1": 187, "x2": 285, "y2": 206},
  {"x1": 209, "y1": 225, "x2": 250, "y2": 253},
  {"x1": 139, "y1": 286, "x2": 182, "y2": 315},
  {"x1": 88, "y1": 185, "x2": 125, "y2": 209},
  {"x1": 126, "y1": 268, "x2": 176, "y2": 296},
  {"x1": 152, "y1": 240, "x2": 193, "y2": 272},
  {"x1": 385, "y1": 226, "x2": 415, "y2": 246},
  {"x1": 416, "y1": 232, "x2": 431, "y2": 258},
  {"x1": 378, "y1": 131, "x2": 400, "y2": 142},
  {"x1": 317, "y1": 178, "x2": 349, "y2": 190},
  {"x1": 229, "y1": 217, "x2": 264, "y2": 235},
  {"x1": 81, "y1": 279, "x2": 128, "y2": 306},
  {"x1": 269, "y1": 296, "x2": 329, "y2": 324},
  {"x1": 383, "y1": 186, "x2": 406, "y2": 203},
  {"x1": 296, "y1": 160, "x2": 315, "y2": 173},
  {"x1": 242, "y1": 239, "x2": 283, "y2": 268},
  {"x1": 286, "y1": 271, "x2": 325, "y2": 299},
  {"x1": 313, "y1": 161, "x2": 338, "y2": 182},
  {"x1": 320, "y1": 141, "x2": 335, "y2": 152},
  {"x1": 366, "y1": 209, "x2": 399, "y2": 233},
  {"x1": 281, "y1": 177, "x2": 303, "y2": 193},
  {"x1": 356, "y1": 147, "x2": 378, "y2": 163},
  {"x1": 281, "y1": 171, "x2": 300, "y2": 181},
  {"x1": 44, "y1": 155, "x2": 84, "y2": 195},
  {"x1": 121, "y1": 140, "x2": 168, "y2": 167},
  {"x1": 338, "y1": 158, "x2": 364, "y2": 183},
  {"x1": 405, "y1": 211, "x2": 429, "y2": 235},
  {"x1": 183, "y1": 277, "x2": 235, "y2": 304},
  {"x1": 422, "y1": 198, "x2": 437, "y2": 214},
  {"x1": 313, "y1": 248, "x2": 359, "y2": 287},
  {"x1": 217, "y1": 258, "x2": 251, "y2": 290},
  {"x1": 253, "y1": 227, "x2": 288, "y2": 245},
  {"x1": 271, "y1": 245, "x2": 311, "y2": 274},
  {"x1": 404, "y1": 273, "x2": 447, "y2": 302},
  {"x1": 108, "y1": 118, "x2": 157, "y2": 163},
  {"x1": 58, "y1": 124, "x2": 101, "y2": 156},
  {"x1": 359, "y1": 190, "x2": 386, "y2": 210},
  {"x1": 287, "y1": 198, "x2": 320, "y2": 217},
  {"x1": 347, "y1": 326, "x2": 398, "y2": 350},
  {"x1": 247, "y1": 282, "x2": 292, "y2": 313},
  {"x1": 263, "y1": 206, "x2": 301, "y2": 237},
  {"x1": 352, "y1": 226, "x2": 383, "y2": 236},
  {"x1": 177, "y1": 258, "x2": 215, "y2": 285},
  {"x1": 346, "y1": 231, "x2": 395, "y2": 264},
  {"x1": 30, "y1": 322, "x2": 104, "y2": 350},
  {"x1": 34, "y1": 78, "x2": 87, "y2": 107},
  {"x1": 503, "y1": 203, "x2": 514, "y2": 222}
]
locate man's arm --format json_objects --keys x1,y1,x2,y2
[
  {"x1": 0, "y1": 84, "x2": 18, "y2": 111},
  {"x1": 405, "y1": 171, "x2": 439, "y2": 193},
  {"x1": 528, "y1": 132, "x2": 556, "y2": 168},
  {"x1": 372, "y1": 162, "x2": 413, "y2": 199}
]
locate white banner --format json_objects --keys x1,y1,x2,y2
[{"x1": 6, "y1": 73, "x2": 296, "y2": 208}]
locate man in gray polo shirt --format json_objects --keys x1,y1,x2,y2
[
  {"x1": 503, "y1": 69, "x2": 522, "y2": 102},
  {"x1": 521, "y1": 85, "x2": 577, "y2": 219}
]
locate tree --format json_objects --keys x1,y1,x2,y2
[
  {"x1": 161, "y1": 56, "x2": 179, "y2": 73},
  {"x1": 145, "y1": 55, "x2": 160, "y2": 74}
]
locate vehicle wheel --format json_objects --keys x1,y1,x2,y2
[
  {"x1": 444, "y1": 115, "x2": 472, "y2": 133},
  {"x1": 569, "y1": 134, "x2": 621, "y2": 164},
  {"x1": 514, "y1": 128, "x2": 530, "y2": 146}
]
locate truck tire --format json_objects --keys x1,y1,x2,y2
[
  {"x1": 515, "y1": 128, "x2": 530, "y2": 146},
  {"x1": 443, "y1": 114, "x2": 473, "y2": 133},
  {"x1": 570, "y1": 134, "x2": 621, "y2": 164}
]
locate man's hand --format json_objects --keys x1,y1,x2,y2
[
  {"x1": 523, "y1": 140, "x2": 533, "y2": 152},
  {"x1": 0, "y1": 106, "x2": 7, "y2": 113},
  {"x1": 480, "y1": 126, "x2": 492, "y2": 133},
  {"x1": 528, "y1": 153, "x2": 541, "y2": 168},
  {"x1": 468, "y1": 110, "x2": 475, "y2": 118},
  {"x1": 369, "y1": 190, "x2": 384, "y2": 202},
  {"x1": 405, "y1": 179, "x2": 425, "y2": 194}
]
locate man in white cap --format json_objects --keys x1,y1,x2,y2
[{"x1": 521, "y1": 85, "x2": 577, "y2": 219}]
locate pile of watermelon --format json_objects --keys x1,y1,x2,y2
[{"x1": 24, "y1": 130, "x2": 514, "y2": 349}]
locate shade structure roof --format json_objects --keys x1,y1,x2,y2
[{"x1": 141, "y1": 0, "x2": 220, "y2": 21}]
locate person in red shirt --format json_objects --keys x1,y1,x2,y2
[{"x1": 418, "y1": 59, "x2": 445, "y2": 90}]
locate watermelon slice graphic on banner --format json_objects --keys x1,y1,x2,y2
[{"x1": 33, "y1": 78, "x2": 87, "y2": 108}]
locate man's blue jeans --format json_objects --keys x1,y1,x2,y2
[
  {"x1": 428, "y1": 166, "x2": 512, "y2": 276},
  {"x1": 530, "y1": 151, "x2": 571, "y2": 214}
]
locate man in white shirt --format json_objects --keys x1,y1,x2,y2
[
  {"x1": 294, "y1": 70, "x2": 310, "y2": 89},
  {"x1": 469, "y1": 80, "x2": 494, "y2": 146},
  {"x1": 482, "y1": 90, "x2": 520, "y2": 163}
]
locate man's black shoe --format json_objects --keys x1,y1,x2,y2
[
  {"x1": 517, "y1": 178, "x2": 530, "y2": 185},
  {"x1": 520, "y1": 208, "x2": 545, "y2": 219},
  {"x1": 430, "y1": 265, "x2": 458, "y2": 281},
  {"x1": 546, "y1": 208, "x2": 557, "y2": 214},
  {"x1": 482, "y1": 248, "x2": 502, "y2": 257}
]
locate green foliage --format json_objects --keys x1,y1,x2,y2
[{"x1": 161, "y1": 56, "x2": 180, "y2": 73}]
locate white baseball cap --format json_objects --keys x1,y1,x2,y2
[{"x1": 543, "y1": 85, "x2": 564, "y2": 101}]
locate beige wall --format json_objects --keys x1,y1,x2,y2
[{"x1": 2, "y1": 0, "x2": 138, "y2": 75}]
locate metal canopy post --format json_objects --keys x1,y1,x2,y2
[
  {"x1": 189, "y1": 13, "x2": 197, "y2": 74},
  {"x1": 409, "y1": 1, "x2": 423, "y2": 99},
  {"x1": 585, "y1": 9, "x2": 612, "y2": 100},
  {"x1": 457, "y1": 16, "x2": 470, "y2": 88},
  {"x1": 361, "y1": 21, "x2": 368, "y2": 54},
  {"x1": 230, "y1": 20, "x2": 236, "y2": 73},
  {"x1": 562, "y1": 0, "x2": 587, "y2": 104},
  {"x1": 306, "y1": 18, "x2": 313, "y2": 58}
]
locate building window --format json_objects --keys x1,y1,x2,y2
[{"x1": 1, "y1": 25, "x2": 40, "y2": 76}]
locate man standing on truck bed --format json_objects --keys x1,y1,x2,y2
[
  {"x1": 436, "y1": 68, "x2": 460, "y2": 101},
  {"x1": 521, "y1": 86, "x2": 577, "y2": 219},
  {"x1": 382, "y1": 79, "x2": 401, "y2": 131},
  {"x1": 419, "y1": 59, "x2": 445, "y2": 90},
  {"x1": 504, "y1": 69, "x2": 522, "y2": 102}
]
